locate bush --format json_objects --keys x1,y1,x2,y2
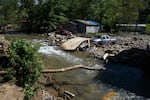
[
  {"x1": 146, "y1": 24, "x2": 150, "y2": 34},
  {"x1": 8, "y1": 39, "x2": 44, "y2": 99}
]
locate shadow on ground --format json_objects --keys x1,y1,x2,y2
[
  {"x1": 94, "y1": 48, "x2": 150, "y2": 98},
  {"x1": 0, "y1": 56, "x2": 10, "y2": 83},
  {"x1": 109, "y1": 48, "x2": 150, "y2": 76}
]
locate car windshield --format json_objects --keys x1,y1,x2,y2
[
  {"x1": 106, "y1": 36, "x2": 109, "y2": 39},
  {"x1": 102, "y1": 36, "x2": 105, "y2": 39}
]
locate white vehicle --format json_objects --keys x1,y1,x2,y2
[{"x1": 92, "y1": 35, "x2": 117, "y2": 45}]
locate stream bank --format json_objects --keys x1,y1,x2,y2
[
  {"x1": 39, "y1": 34, "x2": 150, "y2": 99},
  {"x1": 1, "y1": 33, "x2": 150, "y2": 100},
  {"x1": 88, "y1": 33, "x2": 150, "y2": 78}
]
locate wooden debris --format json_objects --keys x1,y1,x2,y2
[
  {"x1": 61, "y1": 37, "x2": 90, "y2": 50},
  {"x1": 64, "y1": 90, "x2": 75, "y2": 97},
  {"x1": 0, "y1": 70, "x2": 8, "y2": 75},
  {"x1": 103, "y1": 53, "x2": 109, "y2": 60},
  {"x1": 64, "y1": 90, "x2": 75, "y2": 99}
]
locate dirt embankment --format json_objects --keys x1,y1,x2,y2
[
  {"x1": 0, "y1": 74, "x2": 69, "y2": 100},
  {"x1": 0, "y1": 83, "x2": 24, "y2": 100}
]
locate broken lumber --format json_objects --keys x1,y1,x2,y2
[
  {"x1": 0, "y1": 64, "x2": 105, "y2": 75},
  {"x1": 61, "y1": 37, "x2": 90, "y2": 50},
  {"x1": 64, "y1": 90, "x2": 75, "y2": 97},
  {"x1": 0, "y1": 70, "x2": 8, "y2": 75}
]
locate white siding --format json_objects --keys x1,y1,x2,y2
[{"x1": 86, "y1": 26, "x2": 100, "y2": 33}]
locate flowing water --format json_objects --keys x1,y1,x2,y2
[
  {"x1": 36, "y1": 39, "x2": 150, "y2": 100},
  {"x1": 7, "y1": 34, "x2": 150, "y2": 100}
]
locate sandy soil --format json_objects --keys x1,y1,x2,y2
[{"x1": 0, "y1": 83, "x2": 24, "y2": 100}]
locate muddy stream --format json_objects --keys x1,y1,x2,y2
[{"x1": 6, "y1": 34, "x2": 150, "y2": 100}]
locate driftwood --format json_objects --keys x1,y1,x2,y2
[{"x1": 0, "y1": 65, "x2": 105, "y2": 75}]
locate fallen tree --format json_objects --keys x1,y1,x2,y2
[{"x1": 0, "y1": 64, "x2": 105, "y2": 75}]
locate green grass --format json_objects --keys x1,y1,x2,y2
[{"x1": 146, "y1": 24, "x2": 150, "y2": 32}]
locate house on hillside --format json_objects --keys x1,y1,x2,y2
[{"x1": 63, "y1": 20, "x2": 102, "y2": 35}]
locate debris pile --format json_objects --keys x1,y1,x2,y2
[{"x1": 89, "y1": 34, "x2": 150, "y2": 60}]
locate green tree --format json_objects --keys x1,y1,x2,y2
[
  {"x1": 88, "y1": 0, "x2": 106, "y2": 22},
  {"x1": 1, "y1": 0, "x2": 148, "y2": 32},
  {"x1": 0, "y1": 0, "x2": 18, "y2": 30},
  {"x1": 18, "y1": 0, "x2": 69, "y2": 32},
  {"x1": 100, "y1": 0, "x2": 120, "y2": 28},
  {"x1": 8, "y1": 39, "x2": 44, "y2": 99}
]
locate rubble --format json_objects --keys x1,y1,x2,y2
[
  {"x1": 89, "y1": 34, "x2": 150, "y2": 77},
  {"x1": 89, "y1": 34, "x2": 150, "y2": 60}
]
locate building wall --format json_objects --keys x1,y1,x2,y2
[
  {"x1": 65, "y1": 20, "x2": 101, "y2": 35},
  {"x1": 76, "y1": 22, "x2": 86, "y2": 33},
  {"x1": 63, "y1": 22, "x2": 77, "y2": 33},
  {"x1": 116, "y1": 24, "x2": 146, "y2": 32},
  {"x1": 86, "y1": 26, "x2": 100, "y2": 33}
]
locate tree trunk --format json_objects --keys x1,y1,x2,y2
[{"x1": 0, "y1": 65, "x2": 105, "y2": 75}]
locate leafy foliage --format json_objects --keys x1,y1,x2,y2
[
  {"x1": 146, "y1": 24, "x2": 150, "y2": 33},
  {"x1": 0, "y1": 0, "x2": 150, "y2": 32},
  {"x1": 0, "y1": 0, "x2": 18, "y2": 25},
  {"x1": 8, "y1": 39, "x2": 44, "y2": 99}
]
